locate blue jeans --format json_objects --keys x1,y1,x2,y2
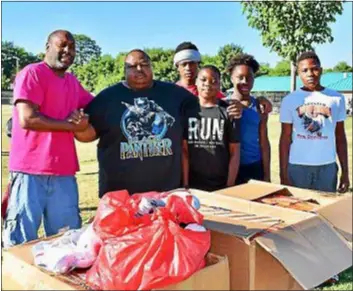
[
  {"x1": 3, "y1": 172, "x2": 82, "y2": 248},
  {"x1": 288, "y1": 162, "x2": 338, "y2": 192}
]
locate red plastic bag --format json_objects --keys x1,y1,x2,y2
[
  {"x1": 131, "y1": 190, "x2": 203, "y2": 225},
  {"x1": 93, "y1": 190, "x2": 203, "y2": 240},
  {"x1": 87, "y1": 191, "x2": 210, "y2": 290},
  {"x1": 92, "y1": 190, "x2": 152, "y2": 240}
]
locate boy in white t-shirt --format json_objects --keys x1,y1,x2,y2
[{"x1": 279, "y1": 51, "x2": 350, "y2": 193}]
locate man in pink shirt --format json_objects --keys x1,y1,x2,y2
[{"x1": 3, "y1": 30, "x2": 94, "y2": 247}]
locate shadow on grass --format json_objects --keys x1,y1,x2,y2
[
  {"x1": 79, "y1": 172, "x2": 98, "y2": 176},
  {"x1": 80, "y1": 207, "x2": 98, "y2": 212},
  {"x1": 317, "y1": 267, "x2": 353, "y2": 290}
]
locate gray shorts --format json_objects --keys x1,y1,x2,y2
[{"x1": 288, "y1": 162, "x2": 338, "y2": 192}]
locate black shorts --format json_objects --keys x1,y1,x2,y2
[{"x1": 236, "y1": 160, "x2": 264, "y2": 185}]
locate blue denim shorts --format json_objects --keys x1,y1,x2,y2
[
  {"x1": 288, "y1": 162, "x2": 338, "y2": 192},
  {"x1": 3, "y1": 172, "x2": 82, "y2": 248}
]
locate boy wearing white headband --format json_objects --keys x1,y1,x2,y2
[
  {"x1": 173, "y1": 41, "x2": 273, "y2": 116},
  {"x1": 174, "y1": 42, "x2": 224, "y2": 98}
]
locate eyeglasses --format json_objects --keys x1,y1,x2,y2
[{"x1": 125, "y1": 63, "x2": 151, "y2": 70}]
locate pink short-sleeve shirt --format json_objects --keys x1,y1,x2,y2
[{"x1": 9, "y1": 62, "x2": 94, "y2": 176}]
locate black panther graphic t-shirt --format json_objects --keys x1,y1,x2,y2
[
  {"x1": 85, "y1": 81, "x2": 199, "y2": 197},
  {"x1": 184, "y1": 100, "x2": 241, "y2": 191}
]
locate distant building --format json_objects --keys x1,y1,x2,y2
[
  {"x1": 327, "y1": 73, "x2": 352, "y2": 114},
  {"x1": 226, "y1": 72, "x2": 352, "y2": 114}
]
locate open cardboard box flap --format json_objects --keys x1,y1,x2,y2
[
  {"x1": 203, "y1": 215, "x2": 277, "y2": 240},
  {"x1": 316, "y1": 195, "x2": 353, "y2": 242},
  {"x1": 191, "y1": 189, "x2": 353, "y2": 290},
  {"x1": 247, "y1": 180, "x2": 349, "y2": 202},
  {"x1": 216, "y1": 181, "x2": 333, "y2": 203},
  {"x1": 256, "y1": 216, "x2": 352, "y2": 290},
  {"x1": 214, "y1": 181, "x2": 353, "y2": 243},
  {"x1": 192, "y1": 189, "x2": 315, "y2": 225},
  {"x1": 216, "y1": 182, "x2": 292, "y2": 201}
]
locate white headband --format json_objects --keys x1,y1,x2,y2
[{"x1": 173, "y1": 49, "x2": 201, "y2": 67}]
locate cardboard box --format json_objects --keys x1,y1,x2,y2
[
  {"x1": 216, "y1": 180, "x2": 352, "y2": 242},
  {"x1": 190, "y1": 189, "x2": 352, "y2": 290},
  {"x1": 1, "y1": 238, "x2": 229, "y2": 291}
]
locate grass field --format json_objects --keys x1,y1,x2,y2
[{"x1": 1, "y1": 104, "x2": 352, "y2": 289}]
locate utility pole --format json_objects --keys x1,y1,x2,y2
[
  {"x1": 290, "y1": 61, "x2": 297, "y2": 92},
  {"x1": 14, "y1": 56, "x2": 20, "y2": 73}
]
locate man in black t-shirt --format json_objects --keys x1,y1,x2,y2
[
  {"x1": 75, "y1": 49, "x2": 242, "y2": 197},
  {"x1": 75, "y1": 49, "x2": 199, "y2": 197}
]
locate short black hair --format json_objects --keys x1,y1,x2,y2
[
  {"x1": 227, "y1": 53, "x2": 260, "y2": 74},
  {"x1": 125, "y1": 49, "x2": 151, "y2": 62},
  {"x1": 175, "y1": 41, "x2": 199, "y2": 54},
  {"x1": 47, "y1": 30, "x2": 74, "y2": 44},
  {"x1": 199, "y1": 65, "x2": 221, "y2": 80},
  {"x1": 296, "y1": 51, "x2": 321, "y2": 67}
]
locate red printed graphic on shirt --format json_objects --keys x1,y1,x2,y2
[{"x1": 296, "y1": 102, "x2": 331, "y2": 138}]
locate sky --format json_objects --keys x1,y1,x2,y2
[{"x1": 1, "y1": 1, "x2": 352, "y2": 69}]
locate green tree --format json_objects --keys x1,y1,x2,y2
[
  {"x1": 98, "y1": 52, "x2": 129, "y2": 93},
  {"x1": 71, "y1": 62, "x2": 97, "y2": 92},
  {"x1": 216, "y1": 44, "x2": 243, "y2": 91},
  {"x1": 92, "y1": 53, "x2": 127, "y2": 94},
  {"x1": 1, "y1": 75, "x2": 12, "y2": 90},
  {"x1": 257, "y1": 62, "x2": 272, "y2": 77},
  {"x1": 71, "y1": 54, "x2": 118, "y2": 93},
  {"x1": 333, "y1": 61, "x2": 352, "y2": 72},
  {"x1": 145, "y1": 48, "x2": 178, "y2": 83},
  {"x1": 1, "y1": 41, "x2": 41, "y2": 89},
  {"x1": 201, "y1": 54, "x2": 220, "y2": 67},
  {"x1": 37, "y1": 52, "x2": 45, "y2": 60},
  {"x1": 324, "y1": 68, "x2": 334, "y2": 73},
  {"x1": 269, "y1": 60, "x2": 291, "y2": 76},
  {"x1": 95, "y1": 73, "x2": 123, "y2": 94},
  {"x1": 73, "y1": 34, "x2": 102, "y2": 66},
  {"x1": 242, "y1": 1, "x2": 344, "y2": 91}
]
